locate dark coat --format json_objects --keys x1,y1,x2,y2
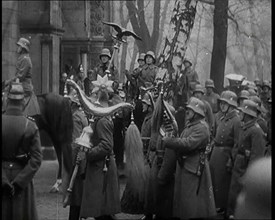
[
  {"x1": 209, "y1": 110, "x2": 241, "y2": 210},
  {"x1": 15, "y1": 53, "x2": 33, "y2": 93},
  {"x1": 139, "y1": 64, "x2": 158, "y2": 88},
  {"x1": 227, "y1": 119, "x2": 266, "y2": 216},
  {"x1": 203, "y1": 92, "x2": 220, "y2": 114},
  {"x1": 2, "y1": 104, "x2": 42, "y2": 220},
  {"x1": 164, "y1": 119, "x2": 216, "y2": 219},
  {"x1": 80, "y1": 116, "x2": 120, "y2": 218},
  {"x1": 69, "y1": 108, "x2": 88, "y2": 206}
]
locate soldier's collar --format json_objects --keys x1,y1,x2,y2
[
  {"x1": 185, "y1": 118, "x2": 202, "y2": 128},
  {"x1": 222, "y1": 109, "x2": 238, "y2": 121},
  {"x1": 242, "y1": 118, "x2": 258, "y2": 130}
]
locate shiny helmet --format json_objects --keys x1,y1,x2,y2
[
  {"x1": 144, "y1": 51, "x2": 156, "y2": 63},
  {"x1": 137, "y1": 53, "x2": 146, "y2": 62},
  {"x1": 8, "y1": 78, "x2": 24, "y2": 100},
  {"x1": 249, "y1": 95, "x2": 262, "y2": 113},
  {"x1": 238, "y1": 90, "x2": 250, "y2": 100},
  {"x1": 205, "y1": 79, "x2": 215, "y2": 88},
  {"x1": 186, "y1": 97, "x2": 205, "y2": 117},
  {"x1": 16, "y1": 37, "x2": 30, "y2": 52},
  {"x1": 99, "y1": 48, "x2": 111, "y2": 59},
  {"x1": 238, "y1": 99, "x2": 258, "y2": 118},
  {"x1": 219, "y1": 90, "x2": 238, "y2": 107},
  {"x1": 193, "y1": 84, "x2": 205, "y2": 94}
]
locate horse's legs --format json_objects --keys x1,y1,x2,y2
[{"x1": 49, "y1": 138, "x2": 63, "y2": 193}]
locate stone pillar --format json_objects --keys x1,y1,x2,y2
[
  {"x1": 81, "y1": 52, "x2": 88, "y2": 76},
  {"x1": 2, "y1": 1, "x2": 19, "y2": 80},
  {"x1": 52, "y1": 35, "x2": 60, "y2": 93},
  {"x1": 41, "y1": 35, "x2": 51, "y2": 94}
]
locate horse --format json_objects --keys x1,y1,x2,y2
[{"x1": 2, "y1": 89, "x2": 73, "y2": 192}]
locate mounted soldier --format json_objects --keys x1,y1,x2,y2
[{"x1": 3, "y1": 37, "x2": 40, "y2": 116}]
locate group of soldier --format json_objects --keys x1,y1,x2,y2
[{"x1": 2, "y1": 36, "x2": 272, "y2": 220}]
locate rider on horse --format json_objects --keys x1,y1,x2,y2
[{"x1": 4, "y1": 37, "x2": 40, "y2": 116}]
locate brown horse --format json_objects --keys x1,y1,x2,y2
[{"x1": 2, "y1": 90, "x2": 73, "y2": 192}]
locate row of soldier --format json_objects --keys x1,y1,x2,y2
[{"x1": 62, "y1": 47, "x2": 271, "y2": 220}]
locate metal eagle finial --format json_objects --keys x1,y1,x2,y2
[{"x1": 102, "y1": 21, "x2": 142, "y2": 42}]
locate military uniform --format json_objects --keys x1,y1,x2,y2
[
  {"x1": 163, "y1": 119, "x2": 216, "y2": 219},
  {"x1": 209, "y1": 109, "x2": 241, "y2": 212},
  {"x1": 2, "y1": 90, "x2": 42, "y2": 220},
  {"x1": 80, "y1": 116, "x2": 120, "y2": 218},
  {"x1": 68, "y1": 107, "x2": 88, "y2": 220},
  {"x1": 183, "y1": 66, "x2": 199, "y2": 95},
  {"x1": 203, "y1": 92, "x2": 220, "y2": 113},
  {"x1": 138, "y1": 64, "x2": 158, "y2": 88},
  {"x1": 227, "y1": 119, "x2": 265, "y2": 216}
]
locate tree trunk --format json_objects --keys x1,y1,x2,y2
[
  {"x1": 210, "y1": 0, "x2": 228, "y2": 94},
  {"x1": 156, "y1": 0, "x2": 170, "y2": 56},
  {"x1": 129, "y1": 43, "x2": 139, "y2": 72},
  {"x1": 160, "y1": 0, "x2": 198, "y2": 73}
]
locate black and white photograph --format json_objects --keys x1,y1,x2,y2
[{"x1": 2, "y1": 0, "x2": 271, "y2": 220}]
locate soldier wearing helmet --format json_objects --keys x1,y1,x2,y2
[
  {"x1": 66, "y1": 89, "x2": 88, "y2": 220},
  {"x1": 182, "y1": 58, "x2": 199, "y2": 96},
  {"x1": 91, "y1": 48, "x2": 119, "y2": 92},
  {"x1": 260, "y1": 80, "x2": 271, "y2": 110},
  {"x1": 227, "y1": 99, "x2": 266, "y2": 219},
  {"x1": 203, "y1": 79, "x2": 220, "y2": 113},
  {"x1": 209, "y1": 90, "x2": 242, "y2": 217},
  {"x1": 162, "y1": 97, "x2": 216, "y2": 219},
  {"x1": 125, "y1": 53, "x2": 146, "y2": 100},
  {"x1": 6, "y1": 37, "x2": 40, "y2": 116},
  {"x1": 193, "y1": 84, "x2": 214, "y2": 131},
  {"x1": 237, "y1": 90, "x2": 250, "y2": 107},
  {"x1": 2, "y1": 80, "x2": 42, "y2": 219},
  {"x1": 254, "y1": 78, "x2": 262, "y2": 95},
  {"x1": 139, "y1": 51, "x2": 159, "y2": 89}
]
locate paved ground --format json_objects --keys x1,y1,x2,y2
[{"x1": 34, "y1": 160, "x2": 143, "y2": 220}]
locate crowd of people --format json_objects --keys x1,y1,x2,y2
[{"x1": 2, "y1": 37, "x2": 272, "y2": 220}]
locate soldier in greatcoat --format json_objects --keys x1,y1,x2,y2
[
  {"x1": 182, "y1": 59, "x2": 199, "y2": 96},
  {"x1": 138, "y1": 51, "x2": 159, "y2": 90},
  {"x1": 209, "y1": 90, "x2": 241, "y2": 217},
  {"x1": 162, "y1": 97, "x2": 216, "y2": 219},
  {"x1": 91, "y1": 48, "x2": 119, "y2": 92},
  {"x1": 79, "y1": 89, "x2": 120, "y2": 220},
  {"x1": 66, "y1": 89, "x2": 89, "y2": 220},
  {"x1": 2, "y1": 80, "x2": 42, "y2": 220},
  {"x1": 227, "y1": 100, "x2": 266, "y2": 219},
  {"x1": 4, "y1": 38, "x2": 40, "y2": 116},
  {"x1": 203, "y1": 79, "x2": 220, "y2": 114}
]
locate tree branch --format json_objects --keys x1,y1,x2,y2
[{"x1": 151, "y1": 0, "x2": 161, "y2": 52}]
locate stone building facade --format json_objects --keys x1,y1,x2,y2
[{"x1": 2, "y1": 0, "x2": 114, "y2": 94}]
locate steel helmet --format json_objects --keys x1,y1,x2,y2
[
  {"x1": 137, "y1": 53, "x2": 146, "y2": 61},
  {"x1": 16, "y1": 37, "x2": 30, "y2": 52},
  {"x1": 141, "y1": 92, "x2": 152, "y2": 106},
  {"x1": 238, "y1": 99, "x2": 258, "y2": 118},
  {"x1": 238, "y1": 90, "x2": 250, "y2": 100},
  {"x1": 145, "y1": 51, "x2": 156, "y2": 63},
  {"x1": 262, "y1": 80, "x2": 271, "y2": 89},
  {"x1": 249, "y1": 95, "x2": 262, "y2": 113},
  {"x1": 219, "y1": 90, "x2": 238, "y2": 107},
  {"x1": 254, "y1": 78, "x2": 262, "y2": 86},
  {"x1": 205, "y1": 79, "x2": 215, "y2": 88},
  {"x1": 99, "y1": 48, "x2": 111, "y2": 59},
  {"x1": 248, "y1": 88, "x2": 257, "y2": 96},
  {"x1": 8, "y1": 78, "x2": 24, "y2": 100},
  {"x1": 193, "y1": 84, "x2": 205, "y2": 94},
  {"x1": 186, "y1": 97, "x2": 205, "y2": 117}
]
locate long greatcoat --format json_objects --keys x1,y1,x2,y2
[
  {"x1": 2, "y1": 103, "x2": 42, "y2": 220},
  {"x1": 227, "y1": 119, "x2": 265, "y2": 216},
  {"x1": 80, "y1": 116, "x2": 120, "y2": 218},
  {"x1": 209, "y1": 109, "x2": 241, "y2": 210},
  {"x1": 164, "y1": 119, "x2": 216, "y2": 219},
  {"x1": 69, "y1": 108, "x2": 88, "y2": 206},
  {"x1": 15, "y1": 53, "x2": 40, "y2": 115}
]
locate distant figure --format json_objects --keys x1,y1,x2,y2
[
  {"x1": 182, "y1": 58, "x2": 199, "y2": 96},
  {"x1": 59, "y1": 72, "x2": 68, "y2": 96},
  {"x1": 84, "y1": 69, "x2": 94, "y2": 97},
  {"x1": 203, "y1": 79, "x2": 220, "y2": 113}
]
